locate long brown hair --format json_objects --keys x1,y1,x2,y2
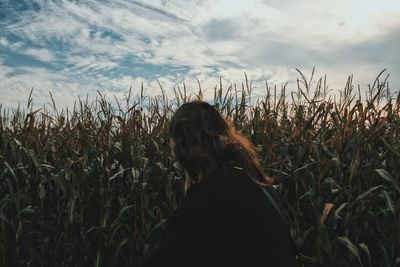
[{"x1": 168, "y1": 100, "x2": 273, "y2": 187}]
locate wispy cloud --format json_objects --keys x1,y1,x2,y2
[
  {"x1": 0, "y1": 0, "x2": 399, "y2": 109},
  {"x1": 0, "y1": 37, "x2": 9, "y2": 47},
  {"x1": 23, "y1": 48, "x2": 54, "y2": 62}
]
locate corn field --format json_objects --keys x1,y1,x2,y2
[{"x1": 1, "y1": 70, "x2": 399, "y2": 266}]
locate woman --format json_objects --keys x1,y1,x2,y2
[{"x1": 143, "y1": 100, "x2": 299, "y2": 267}]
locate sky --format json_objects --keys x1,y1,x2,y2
[{"x1": 0, "y1": 0, "x2": 399, "y2": 110}]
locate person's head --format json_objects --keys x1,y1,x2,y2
[{"x1": 168, "y1": 100, "x2": 273, "y2": 188}]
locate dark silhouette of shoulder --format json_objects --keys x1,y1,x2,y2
[{"x1": 143, "y1": 162, "x2": 297, "y2": 267}]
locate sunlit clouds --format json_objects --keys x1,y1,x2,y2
[{"x1": 0, "y1": 0, "x2": 399, "y2": 109}]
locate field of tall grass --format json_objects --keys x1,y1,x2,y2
[{"x1": 1, "y1": 70, "x2": 399, "y2": 266}]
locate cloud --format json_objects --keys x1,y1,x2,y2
[
  {"x1": 23, "y1": 48, "x2": 54, "y2": 62},
  {"x1": 0, "y1": 37, "x2": 10, "y2": 47},
  {"x1": 66, "y1": 55, "x2": 119, "y2": 72},
  {"x1": 337, "y1": 28, "x2": 400, "y2": 65},
  {"x1": 0, "y1": 0, "x2": 399, "y2": 110},
  {"x1": 203, "y1": 19, "x2": 243, "y2": 41}
]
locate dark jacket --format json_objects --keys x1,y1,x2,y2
[{"x1": 143, "y1": 161, "x2": 297, "y2": 267}]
